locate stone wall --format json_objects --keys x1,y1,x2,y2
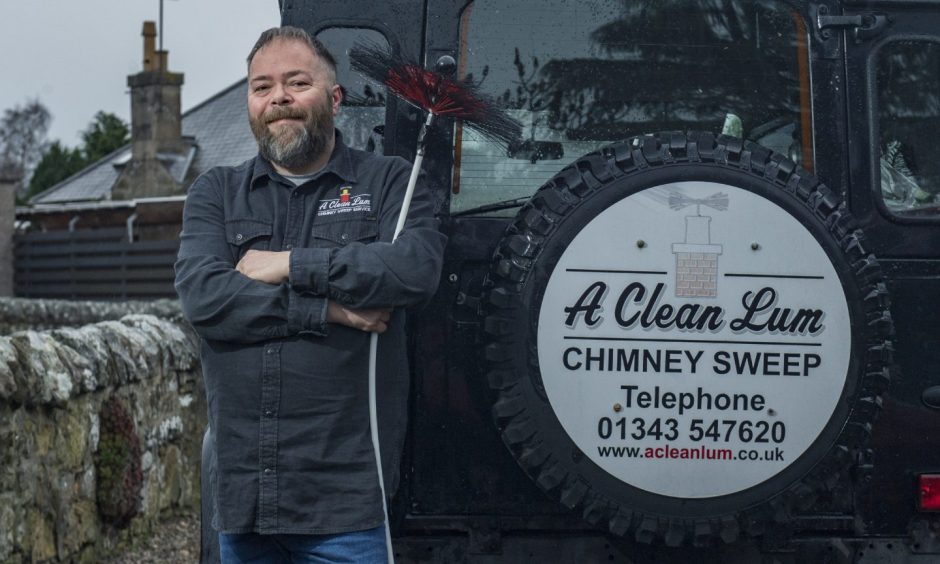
[
  {"x1": 0, "y1": 298, "x2": 204, "y2": 563},
  {"x1": 0, "y1": 298, "x2": 184, "y2": 335}
]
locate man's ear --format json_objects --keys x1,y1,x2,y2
[{"x1": 330, "y1": 84, "x2": 343, "y2": 115}]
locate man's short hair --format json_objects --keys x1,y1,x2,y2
[{"x1": 247, "y1": 26, "x2": 338, "y2": 81}]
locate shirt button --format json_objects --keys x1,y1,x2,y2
[
  {"x1": 264, "y1": 410, "x2": 273, "y2": 417},
  {"x1": 235, "y1": 233, "x2": 244, "y2": 241},
  {"x1": 264, "y1": 468, "x2": 272, "y2": 474},
  {"x1": 285, "y1": 243, "x2": 293, "y2": 250},
  {"x1": 266, "y1": 349, "x2": 274, "y2": 355},
  {"x1": 340, "y1": 233, "x2": 349, "y2": 243}
]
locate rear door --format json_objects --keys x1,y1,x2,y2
[
  {"x1": 412, "y1": 0, "x2": 839, "y2": 534},
  {"x1": 841, "y1": 0, "x2": 940, "y2": 536}
]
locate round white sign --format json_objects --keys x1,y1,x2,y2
[{"x1": 537, "y1": 181, "x2": 851, "y2": 498}]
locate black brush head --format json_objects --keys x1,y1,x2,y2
[{"x1": 349, "y1": 41, "x2": 521, "y2": 148}]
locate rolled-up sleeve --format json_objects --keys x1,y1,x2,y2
[
  {"x1": 288, "y1": 161, "x2": 447, "y2": 310},
  {"x1": 175, "y1": 174, "x2": 328, "y2": 343}
]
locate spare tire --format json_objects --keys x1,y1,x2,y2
[{"x1": 482, "y1": 131, "x2": 894, "y2": 546}]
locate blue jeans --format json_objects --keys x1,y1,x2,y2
[{"x1": 219, "y1": 526, "x2": 387, "y2": 564}]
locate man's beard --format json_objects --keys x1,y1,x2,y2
[{"x1": 250, "y1": 98, "x2": 334, "y2": 170}]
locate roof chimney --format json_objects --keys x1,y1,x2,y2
[{"x1": 113, "y1": 21, "x2": 185, "y2": 200}]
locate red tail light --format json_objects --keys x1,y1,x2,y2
[{"x1": 918, "y1": 474, "x2": 940, "y2": 511}]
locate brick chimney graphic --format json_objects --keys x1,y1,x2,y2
[{"x1": 670, "y1": 192, "x2": 728, "y2": 298}]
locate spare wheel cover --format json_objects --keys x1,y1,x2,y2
[{"x1": 483, "y1": 131, "x2": 894, "y2": 545}]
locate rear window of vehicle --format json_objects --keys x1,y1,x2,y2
[
  {"x1": 452, "y1": 0, "x2": 814, "y2": 214},
  {"x1": 877, "y1": 40, "x2": 940, "y2": 217},
  {"x1": 317, "y1": 27, "x2": 388, "y2": 152}
]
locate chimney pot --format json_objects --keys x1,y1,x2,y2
[
  {"x1": 142, "y1": 21, "x2": 157, "y2": 71},
  {"x1": 156, "y1": 50, "x2": 169, "y2": 72}
]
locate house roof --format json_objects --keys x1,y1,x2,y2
[{"x1": 30, "y1": 79, "x2": 257, "y2": 205}]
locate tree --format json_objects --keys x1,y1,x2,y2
[
  {"x1": 25, "y1": 141, "x2": 86, "y2": 200},
  {"x1": 24, "y1": 111, "x2": 131, "y2": 202},
  {"x1": 0, "y1": 98, "x2": 51, "y2": 196},
  {"x1": 81, "y1": 111, "x2": 129, "y2": 163}
]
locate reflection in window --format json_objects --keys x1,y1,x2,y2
[
  {"x1": 454, "y1": 0, "x2": 813, "y2": 214},
  {"x1": 878, "y1": 41, "x2": 940, "y2": 216},
  {"x1": 317, "y1": 28, "x2": 387, "y2": 152}
]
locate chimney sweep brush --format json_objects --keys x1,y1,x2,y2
[{"x1": 349, "y1": 42, "x2": 522, "y2": 564}]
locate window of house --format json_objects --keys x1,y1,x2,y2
[
  {"x1": 317, "y1": 28, "x2": 388, "y2": 152},
  {"x1": 452, "y1": 0, "x2": 814, "y2": 214},
  {"x1": 877, "y1": 40, "x2": 940, "y2": 217}
]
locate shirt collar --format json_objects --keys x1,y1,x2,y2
[{"x1": 250, "y1": 129, "x2": 357, "y2": 189}]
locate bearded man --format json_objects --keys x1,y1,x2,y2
[{"x1": 174, "y1": 26, "x2": 446, "y2": 563}]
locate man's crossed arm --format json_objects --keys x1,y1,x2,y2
[
  {"x1": 175, "y1": 162, "x2": 445, "y2": 344},
  {"x1": 236, "y1": 249, "x2": 391, "y2": 334}
]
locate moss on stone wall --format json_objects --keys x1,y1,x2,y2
[{"x1": 95, "y1": 397, "x2": 144, "y2": 528}]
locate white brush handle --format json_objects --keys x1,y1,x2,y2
[
  {"x1": 393, "y1": 151, "x2": 425, "y2": 240},
  {"x1": 369, "y1": 112, "x2": 434, "y2": 564},
  {"x1": 367, "y1": 333, "x2": 392, "y2": 563}
]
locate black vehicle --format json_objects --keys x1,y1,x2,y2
[{"x1": 203, "y1": 1, "x2": 940, "y2": 562}]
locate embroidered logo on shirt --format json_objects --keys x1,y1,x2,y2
[{"x1": 317, "y1": 187, "x2": 371, "y2": 217}]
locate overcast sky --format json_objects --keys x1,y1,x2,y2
[{"x1": 0, "y1": 1, "x2": 281, "y2": 148}]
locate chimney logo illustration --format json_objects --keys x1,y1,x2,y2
[
  {"x1": 669, "y1": 192, "x2": 728, "y2": 298},
  {"x1": 340, "y1": 187, "x2": 351, "y2": 204}
]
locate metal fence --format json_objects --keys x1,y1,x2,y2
[{"x1": 14, "y1": 228, "x2": 179, "y2": 300}]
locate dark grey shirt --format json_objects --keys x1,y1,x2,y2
[{"x1": 174, "y1": 133, "x2": 446, "y2": 535}]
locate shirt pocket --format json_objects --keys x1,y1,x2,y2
[
  {"x1": 309, "y1": 217, "x2": 379, "y2": 248},
  {"x1": 225, "y1": 219, "x2": 273, "y2": 261}
]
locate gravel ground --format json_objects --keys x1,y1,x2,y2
[{"x1": 105, "y1": 513, "x2": 200, "y2": 564}]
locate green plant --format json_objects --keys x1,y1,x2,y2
[{"x1": 94, "y1": 397, "x2": 143, "y2": 528}]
